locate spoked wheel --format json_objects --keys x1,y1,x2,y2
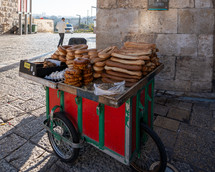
[
  {"x1": 48, "y1": 112, "x2": 79, "y2": 163},
  {"x1": 131, "y1": 122, "x2": 167, "y2": 172}
]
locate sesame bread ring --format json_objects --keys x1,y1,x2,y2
[
  {"x1": 94, "y1": 61, "x2": 106, "y2": 67},
  {"x1": 66, "y1": 67, "x2": 82, "y2": 75},
  {"x1": 93, "y1": 73, "x2": 102, "y2": 78},
  {"x1": 75, "y1": 54, "x2": 83, "y2": 58},
  {"x1": 66, "y1": 60, "x2": 74, "y2": 65},
  {"x1": 88, "y1": 51, "x2": 98, "y2": 56},
  {"x1": 62, "y1": 45, "x2": 73, "y2": 49},
  {"x1": 75, "y1": 49, "x2": 89, "y2": 55},
  {"x1": 93, "y1": 66, "x2": 104, "y2": 72},
  {"x1": 67, "y1": 52, "x2": 75, "y2": 56},
  {"x1": 51, "y1": 54, "x2": 59, "y2": 60},
  {"x1": 58, "y1": 46, "x2": 67, "y2": 54},
  {"x1": 83, "y1": 72, "x2": 93, "y2": 78},
  {"x1": 82, "y1": 55, "x2": 90, "y2": 59},
  {"x1": 66, "y1": 55, "x2": 75, "y2": 60},
  {"x1": 59, "y1": 55, "x2": 66, "y2": 62}
]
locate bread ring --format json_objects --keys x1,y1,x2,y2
[
  {"x1": 51, "y1": 54, "x2": 59, "y2": 60},
  {"x1": 67, "y1": 52, "x2": 75, "y2": 57},
  {"x1": 74, "y1": 57, "x2": 90, "y2": 65},
  {"x1": 82, "y1": 55, "x2": 90, "y2": 59},
  {"x1": 62, "y1": 45, "x2": 73, "y2": 49},
  {"x1": 88, "y1": 51, "x2": 98, "y2": 56},
  {"x1": 75, "y1": 54, "x2": 83, "y2": 58},
  {"x1": 59, "y1": 55, "x2": 66, "y2": 62},
  {"x1": 66, "y1": 67, "x2": 82, "y2": 75},
  {"x1": 93, "y1": 66, "x2": 104, "y2": 72},
  {"x1": 55, "y1": 50, "x2": 60, "y2": 55},
  {"x1": 58, "y1": 46, "x2": 67, "y2": 54},
  {"x1": 66, "y1": 55, "x2": 75, "y2": 60},
  {"x1": 89, "y1": 55, "x2": 98, "y2": 60},
  {"x1": 72, "y1": 44, "x2": 88, "y2": 50},
  {"x1": 94, "y1": 61, "x2": 106, "y2": 67},
  {"x1": 59, "y1": 51, "x2": 67, "y2": 56},
  {"x1": 75, "y1": 49, "x2": 89, "y2": 55},
  {"x1": 83, "y1": 72, "x2": 93, "y2": 78},
  {"x1": 66, "y1": 60, "x2": 74, "y2": 65},
  {"x1": 90, "y1": 57, "x2": 105, "y2": 64},
  {"x1": 65, "y1": 76, "x2": 80, "y2": 82},
  {"x1": 93, "y1": 73, "x2": 102, "y2": 78},
  {"x1": 83, "y1": 77, "x2": 93, "y2": 83}
]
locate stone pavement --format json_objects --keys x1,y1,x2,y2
[{"x1": 0, "y1": 33, "x2": 215, "y2": 172}]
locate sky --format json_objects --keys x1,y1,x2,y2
[{"x1": 32, "y1": 0, "x2": 97, "y2": 17}]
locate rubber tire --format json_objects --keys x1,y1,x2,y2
[
  {"x1": 131, "y1": 122, "x2": 167, "y2": 172},
  {"x1": 48, "y1": 112, "x2": 79, "y2": 163}
]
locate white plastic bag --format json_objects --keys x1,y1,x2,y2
[{"x1": 94, "y1": 81, "x2": 125, "y2": 96}]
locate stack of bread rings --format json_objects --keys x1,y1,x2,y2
[
  {"x1": 89, "y1": 46, "x2": 118, "y2": 79},
  {"x1": 64, "y1": 67, "x2": 82, "y2": 87},
  {"x1": 82, "y1": 64, "x2": 93, "y2": 86},
  {"x1": 64, "y1": 57, "x2": 93, "y2": 87},
  {"x1": 102, "y1": 42, "x2": 161, "y2": 87}
]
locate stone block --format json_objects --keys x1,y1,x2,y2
[
  {"x1": 14, "y1": 116, "x2": 45, "y2": 140},
  {"x1": 169, "y1": 0, "x2": 194, "y2": 8},
  {"x1": 155, "y1": 78, "x2": 191, "y2": 92},
  {"x1": 168, "y1": 108, "x2": 190, "y2": 122},
  {"x1": 96, "y1": 31, "x2": 123, "y2": 49},
  {"x1": 0, "y1": 133, "x2": 26, "y2": 159},
  {"x1": 97, "y1": 8, "x2": 139, "y2": 33},
  {"x1": 154, "y1": 126, "x2": 177, "y2": 150},
  {"x1": 156, "y1": 34, "x2": 197, "y2": 56},
  {"x1": 154, "y1": 116, "x2": 180, "y2": 131},
  {"x1": 139, "y1": 9, "x2": 177, "y2": 34},
  {"x1": 154, "y1": 103, "x2": 169, "y2": 116},
  {"x1": 154, "y1": 96, "x2": 167, "y2": 105},
  {"x1": 5, "y1": 141, "x2": 57, "y2": 171},
  {"x1": 0, "y1": 159, "x2": 17, "y2": 172},
  {"x1": 176, "y1": 56, "x2": 213, "y2": 82},
  {"x1": 8, "y1": 114, "x2": 36, "y2": 128},
  {"x1": 98, "y1": 0, "x2": 117, "y2": 9},
  {"x1": 118, "y1": 0, "x2": 147, "y2": 9},
  {"x1": 178, "y1": 9, "x2": 215, "y2": 34},
  {"x1": 195, "y1": 0, "x2": 214, "y2": 8},
  {"x1": 191, "y1": 81, "x2": 213, "y2": 92},
  {"x1": 123, "y1": 33, "x2": 157, "y2": 44},
  {"x1": 198, "y1": 34, "x2": 214, "y2": 57},
  {"x1": 30, "y1": 129, "x2": 53, "y2": 153},
  {"x1": 191, "y1": 103, "x2": 215, "y2": 129},
  {"x1": 0, "y1": 104, "x2": 24, "y2": 121},
  {"x1": 156, "y1": 56, "x2": 176, "y2": 80}
]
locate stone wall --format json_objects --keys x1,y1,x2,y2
[
  {"x1": 0, "y1": 0, "x2": 19, "y2": 34},
  {"x1": 33, "y1": 19, "x2": 54, "y2": 33},
  {"x1": 96, "y1": 0, "x2": 215, "y2": 93}
]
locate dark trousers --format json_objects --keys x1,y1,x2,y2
[{"x1": 58, "y1": 33, "x2": 65, "y2": 47}]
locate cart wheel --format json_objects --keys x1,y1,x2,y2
[
  {"x1": 48, "y1": 112, "x2": 79, "y2": 163},
  {"x1": 130, "y1": 122, "x2": 167, "y2": 172}
]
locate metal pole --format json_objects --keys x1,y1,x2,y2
[
  {"x1": 24, "y1": 13, "x2": 28, "y2": 34},
  {"x1": 19, "y1": 0, "x2": 23, "y2": 35},
  {"x1": 29, "y1": 0, "x2": 32, "y2": 34}
]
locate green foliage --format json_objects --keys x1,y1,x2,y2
[{"x1": 74, "y1": 29, "x2": 93, "y2": 33}]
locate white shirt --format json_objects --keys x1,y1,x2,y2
[{"x1": 56, "y1": 21, "x2": 66, "y2": 33}]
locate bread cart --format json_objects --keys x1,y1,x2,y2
[{"x1": 19, "y1": 63, "x2": 167, "y2": 172}]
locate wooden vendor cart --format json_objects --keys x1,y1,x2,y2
[{"x1": 19, "y1": 64, "x2": 167, "y2": 172}]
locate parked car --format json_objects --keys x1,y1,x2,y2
[{"x1": 65, "y1": 24, "x2": 74, "y2": 34}]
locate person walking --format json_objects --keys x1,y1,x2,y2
[{"x1": 56, "y1": 17, "x2": 66, "y2": 47}]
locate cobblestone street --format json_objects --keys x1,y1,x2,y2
[{"x1": 0, "y1": 33, "x2": 215, "y2": 172}]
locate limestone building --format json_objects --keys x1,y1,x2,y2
[
  {"x1": 0, "y1": 0, "x2": 19, "y2": 34},
  {"x1": 96, "y1": 0, "x2": 215, "y2": 93}
]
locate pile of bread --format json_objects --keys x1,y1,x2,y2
[
  {"x1": 50, "y1": 42, "x2": 161, "y2": 87},
  {"x1": 64, "y1": 57, "x2": 93, "y2": 87},
  {"x1": 101, "y1": 42, "x2": 161, "y2": 87}
]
